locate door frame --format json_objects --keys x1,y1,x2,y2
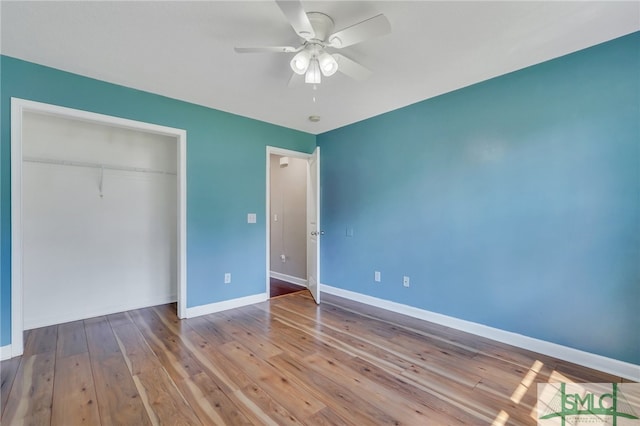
[
  {"x1": 265, "y1": 146, "x2": 319, "y2": 298},
  {"x1": 10, "y1": 98, "x2": 188, "y2": 358}
]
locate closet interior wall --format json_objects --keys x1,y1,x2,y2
[{"x1": 22, "y1": 111, "x2": 178, "y2": 329}]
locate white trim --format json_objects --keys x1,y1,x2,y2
[
  {"x1": 267, "y1": 146, "x2": 314, "y2": 158},
  {"x1": 320, "y1": 284, "x2": 640, "y2": 382},
  {"x1": 184, "y1": 293, "x2": 268, "y2": 318},
  {"x1": 270, "y1": 271, "x2": 308, "y2": 288},
  {"x1": 177, "y1": 115, "x2": 187, "y2": 320},
  {"x1": 265, "y1": 146, "x2": 314, "y2": 299},
  {"x1": 10, "y1": 98, "x2": 188, "y2": 359},
  {"x1": 11, "y1": 100, "x2": 24, "y2": 358},
  {"x1": 1, "y1": 345, "x2": 12, "y2": 361}
]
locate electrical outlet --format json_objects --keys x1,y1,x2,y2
[
  {"x1": 224, "y1": 273, "x2": 231, "y2": 284},
  {"x1": 403, "y1": 276, "x2": 410, "y2": 287},
  {"x1": 374, "y1": 271, "x2": 381, "y2": 282}
]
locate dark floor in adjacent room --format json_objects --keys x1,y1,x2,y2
[{"x1": 270, "y1": 277, "x2": 306, "y2": 298}]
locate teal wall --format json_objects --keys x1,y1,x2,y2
[
  {"x1": 317, "y1": 32, "x2": 640, "y2": 364},
  {"x1": 0, "y1": 56, "x2": 315, "y2": 346}
]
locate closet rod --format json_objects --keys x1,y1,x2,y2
[{"x1": 23, "y1": 156, "x2": 177, "y2": 176}]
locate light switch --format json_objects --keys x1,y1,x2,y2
[
  {"x1": 274, "y1": 214, "x2": 278, "y2": 222},
  {"x1": 248, "y1": 213, "x2": 256, "y2": 224}
]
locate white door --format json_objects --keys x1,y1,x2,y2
[{"x1": 306, "y1": 147, "x2": 320, "y2": 304}]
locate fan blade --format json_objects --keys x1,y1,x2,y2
[
  {"x1": 328, "y1": 14, "x2": 390, "y2": 48},
  {"x1": 333, "y1": 54, "x2": 372, "y2": 81},
  {"x1": 234, "y1": 46, "x2": 301, "y2": 53},
  {"x1": 276, "y1": 0, "x2": 315, "y2": 40}
]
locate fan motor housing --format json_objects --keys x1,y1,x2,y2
[{"x1": 306, "y1": 12, "x2": 334, "y2": 42}]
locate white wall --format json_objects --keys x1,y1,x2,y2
[
  {"x1": 270, "y1": 155, "x2": 307, "y2": 283},
  {"x1": 22, "y1": 112, "x2": 177, "y2": 329}
]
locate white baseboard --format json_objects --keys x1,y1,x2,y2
[
  {"x1": 24, "y1": 294, "x2": 178, "y2": 331},
  {"x1": 185, "y1": 293, "x2": 268, "y2": 318},
  {"x1": 320, "y1": 284, "x2": 640, "y2": 382},
  {"x1": 1, "y1": 344, "x2": 12, "y2": 361},
  {"x1": 270, "y1": 271, "x2": 307, "y2": 288}
]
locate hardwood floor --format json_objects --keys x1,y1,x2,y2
[{"x1": 1, "y1": 291, "x2": 628, "y2": 425}]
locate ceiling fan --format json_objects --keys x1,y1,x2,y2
[{"x1": 234, "y1": 0, "x2": 391, "y2": 85}]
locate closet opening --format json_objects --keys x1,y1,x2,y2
[{"x1": 10, "y1": 98, "x2": 187, "y2": 358}]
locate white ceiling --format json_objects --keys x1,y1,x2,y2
[{"x1": 2, "y1": 1, "x2": 638, "y2": 135}]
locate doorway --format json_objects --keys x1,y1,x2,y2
[
  {"x1": 266, "y1": 146, "x2": 320, "y2": 303},
  {"x1": 10, "y1": 98, "x2": 187, "y2": 358}
]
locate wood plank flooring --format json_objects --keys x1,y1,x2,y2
[{"x1": 1, "y1": 291, "x2": 629, "y2": 425}]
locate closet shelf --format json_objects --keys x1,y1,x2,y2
[{"x1": 23, "y1": 156, "x2": 177, "y2": 176}]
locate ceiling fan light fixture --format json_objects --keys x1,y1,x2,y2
[
  {"x1": 290, "y1": 50, "x2": 311, "y2": 75},
  {"x1": 318, "y1": 52, "x2": 338, "y2": 76},
  {"x1": 305, "y1": 59, "x2": 321, "y2": 84},
  {"x1": 234, "y1": 2, "x2": 391, "y2": 87}
]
